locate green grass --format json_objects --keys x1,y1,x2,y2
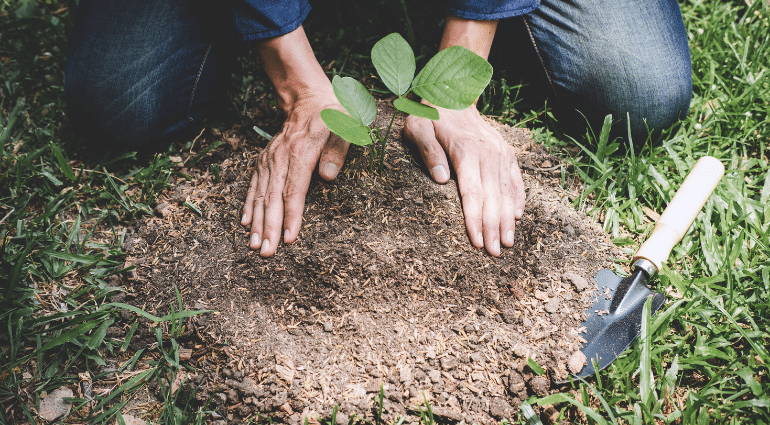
[
  {"x1": 1, "y1": 0, "x2": 769, "y2": 424},
  {"x1": 528, "y1": 0, "x2": 770, "y2": 423}
]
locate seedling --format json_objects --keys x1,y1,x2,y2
[{"x1": 321, "y1": 33, "x2": 492, "y2": 173}]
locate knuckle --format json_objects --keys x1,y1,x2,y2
[
  {"x1": 282, "y1": 182, "x2": 305, "y2": 199},
  {"x1": 461, "y1": 189, "x2": 484, "y2": 203},
  {"x1": 264, "y1": 190, "x2": 281, "y2": 205}
]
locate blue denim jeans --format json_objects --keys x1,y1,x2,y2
[
  {"x1": 64, "y1": 0, "x2": 231, "y2": 152},
  {"x1": 64, "y1": 0, "x2": 691, "y2": 150},
  {"x1": 500, "y1": 0, "x2": 692, "y2": 142}
]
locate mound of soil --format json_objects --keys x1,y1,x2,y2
[{"x1": 117, "y1": 102, "x2": 620, "y2": 424}]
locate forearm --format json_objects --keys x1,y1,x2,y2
[
  {"x1": 253, "y1": 25, "x2": 332, "y2": 113},
  {"x1": 440, "y1": 14, "x2": 498, "y2": 59}
]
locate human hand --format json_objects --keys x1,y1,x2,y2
[
  {"x1": 404, "y1": 106, "x2": 526, "y2": 256},
  {"x1": 241, "y1": 91, "x2": 349, "y2": 257},
  {"x1": 240, "y1": 26, "x2": 350, "y2": 257}
]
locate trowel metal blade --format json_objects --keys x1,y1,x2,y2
[{"x1": 575, "y1": 268, "x2": 665, "y2": 378}]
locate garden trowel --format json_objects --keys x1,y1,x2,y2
[{"x1": 574, "y1": 156, "x2": 724, "y2": 378}]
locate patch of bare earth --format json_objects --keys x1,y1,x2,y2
[{"x1": 117, "y1": 101, "x2": 620, "y2": 424}]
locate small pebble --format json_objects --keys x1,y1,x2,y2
[
  {"x1": 563, "y1": 271, "x2": 590, "y2": 291},
  {"x1": 38, "y1": 387, "x2": 73, "y2": 422},
  {"x1": 568, "y1": 350, "x2": 587, "y2": 374}
]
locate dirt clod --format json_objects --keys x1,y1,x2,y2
[
  {"x1": 563, "y1": 271, "x2": 591, "y2": 291},
  {"x1": 528, "y1": 376, "x2": 551, "y2": 397},
  {"x1": 568, "y1": 350, "x2": 588, "y2": 374}
]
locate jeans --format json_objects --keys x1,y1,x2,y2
[
  {"x1": 496, "y1": 0, "x2": 692, "y2": 142},
  {"x1": 64, "y1": 0, "x2": 691, "y2": 150},
  {"x1": 65, "y1": 0, "x2": 231, "y2": 152}
]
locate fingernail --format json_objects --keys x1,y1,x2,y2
[
  {"x1": 492, "y1": 239, "x2": 501, "y2": 255},
  {"x1": 323, "y1": 162, "x2": 338, "y2": 177},
  {"x1": 284, "y1": 230, "x2": 290, "y2": 241},
  {"x1": 515, "y1": 208, "x2": 524, "y2": 218},
  {"x1": 250, "y1": 233, "x2": 260, "y2": 247},
  {"x1": 241, "y1": 213, "x2": 248, "y2": 224},
  {"x1": 431, "y1": 165, "x2": 448, "y2": 182},
  {"x1": 506, "y1": 230, "x2": 514, "y2": 245},
  {"x1": 260, "y1": 239, "x2": 270, "y2": 256},
  {"x1": 477, "y1": 232, "x2": 484, "y2": 246}
]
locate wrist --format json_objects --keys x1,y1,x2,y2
[
  {"x1": 254, "y1": 26, "x2": 332, "y2": 113},
  {"x1": 440, "y1": 14, "x2": 498, "y2": 60}
]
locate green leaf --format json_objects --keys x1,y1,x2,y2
[
  {"x1": 253, "y1": 125, "x2": 273, "y2": 140},
  {"x1": 184, "y1": 201, "x2": 201, "y2": 216},
  {"x1": 736, "y1": 367, "x2": 763, "y2": 396},
  {"x1": 520, "y1": 400, "x2": 544, "y2": 425},
  {"x1": 760, "y1": 169, "x2": 770, "y2": 205},
  {"x1": 40, "y1": 321, "x2": 101, "y2": 353},
  {"x1": 527, "y1": 357, "x2": 545, "y2": 375},
  {"x1": 50, "y1": 143, "x2": 77, "y2": 181},
  {"x1": 41, "y1": 170, "x2": 63, "y2": 186},
  {"x1": 13, "y1": 0, "x2": 38, "y2": 19},
  {"x1": 393, "y1": 98, "x2": 439, "y2": 120},
  {"x1": 320, "y1": 109, "x2": 372, "y2": 147},
  {"x1": 371, "y1": 33, "x2": 416, "y2": 96},
  {"x1": 45, "y1": 251, "x2": 102, "y2": 264},
  {"x1": 411, "y1": 45, "x2": 492, "y2": 110},
  {"x1": 536, "y1": 393, "x2": 608, "y2": 424},
  {"x1": 87, "y1": 318, "x2": 114, "y2": 350},
  {"x1": 121, "y1": 321, "x2": 139, "y2": 352},
  {"x1": 187, "y1": 140, "x2": 222, "y2": 167},
  {"x1": 332, "y1": 75, "x2": 377, "y2": 126}
]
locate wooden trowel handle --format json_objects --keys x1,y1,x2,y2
[{"x1": 633, "y1": 156, "x2": 725, "y2": 272}]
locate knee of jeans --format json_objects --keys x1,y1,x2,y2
[
  {"x1": 562, "y1": 63, "x2": 692, "y2": 145},
  {"x1": 65, "y1": 69, "x2": 170, "y2": 150},
  {"x1": 621, "y1": 70, "x2": 692, "y2": 142}
]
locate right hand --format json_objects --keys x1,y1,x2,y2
[
  {"x1": 241, "y1": 89, "x2": 350, "y2": 257},
  {"x1": 240, "y1": 25, "x2": 351, "y2": 257},
  {"x1": 404, "y1": 105, "x2": 526, "y2": 257},
  {"x1": 241, "y1": 90, "x2": 350, "y2": 257}
]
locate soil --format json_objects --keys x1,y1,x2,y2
[{"x1": 114, "y1": 100, "x2": 621, "y2": 424}]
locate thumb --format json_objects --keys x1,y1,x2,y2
[
  {"x1": 404, "y1": 115, "x2": 450, "y2": 184},
  {"x1": 319, "y1": 133, "x2": 350, "y2": 181}
]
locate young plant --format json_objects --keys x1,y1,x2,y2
[{"x1": 321, "y1": 33, "x2": 492, "y2": 173}]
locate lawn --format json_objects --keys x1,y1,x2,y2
[{"x1": 1, "y1": 0, "x2": 768, "y2": 424}]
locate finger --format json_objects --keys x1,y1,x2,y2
[
  {"x1": 242, "y1": 169, "x2": 259, "y2": 226},
  {"x1": 249, "y1": 156, "x2": 270, "y2": 250},
  {"x1": 454, "y1": 152, "x2": 484, "y2": 249},
  {"x1": 481, "y1": 155, "x2": 502, "y2": 257},
  {"x1": 318, "y1": 133, "x2": 350, "y2": 181},
  {"x1": 404, "y1": 115, "x2": 450, "y2": 183},
  {"x1": 282, "y1": 150, "x2": 320, "y2": 245},
  {"x1": 500, "y1": 194, "x2": 517, "y2": 248},
  {"x1": 499, "y1": 160, "x2": 517, "y2": 248},
  {"x1": 260, "y1": 152, "x2": 289, "y2": 257},
  {"x1": 510, "y1": 156, "x2": 526, "y2": 219}
]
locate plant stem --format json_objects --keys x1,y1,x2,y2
[
  {"x1": 369, "y1": 129, "x2": 379, "y2": 173},
  {"x1": 379, "y1": 109, "x2": 398, "y2": 173}
]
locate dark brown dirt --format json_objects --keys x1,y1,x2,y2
[{"x1": 116, "y1": 101, "x2": 621, "y2": 424}]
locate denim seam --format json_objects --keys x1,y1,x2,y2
[
  {"x1": 522, "y1": 15, "x2": 561, "y2": 108},
  {"x1": 188, "y1": 36, "x2": 215, "y2": 122}
]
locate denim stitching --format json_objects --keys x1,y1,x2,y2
[
  {"x1": 188, "y1": 36, "x2": 215, "y2": 121},
  {"x1": 522, "y1": 16, "x2": 562, "y2": 107}
]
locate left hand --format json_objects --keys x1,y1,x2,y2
[{"x1": 404, "y1": 105, "x2": 526, "y2": 256}]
